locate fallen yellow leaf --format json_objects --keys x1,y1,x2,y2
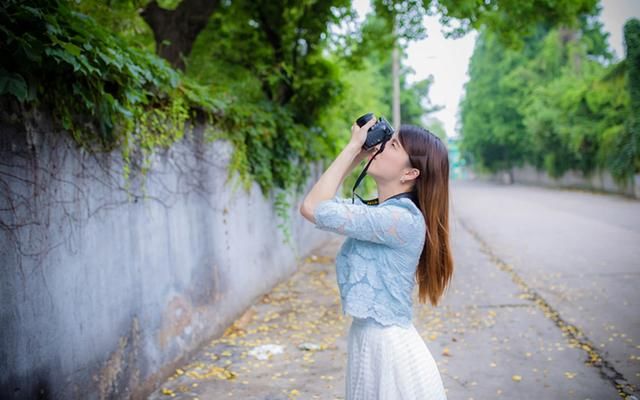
[{"x1": 161, "y1": 388, "x2": 174, "y2": 395}]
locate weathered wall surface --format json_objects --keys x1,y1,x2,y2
[
  {"x1": 481, "y1": 163, "x2": 640, "y2": 199},
  {"x1": 0, "y1": 109, "x2": 332, "y2": 399}
]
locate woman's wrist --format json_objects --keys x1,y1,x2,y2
[{"x1": 345, "y1": 141, "x2": 363, "y2": 156}]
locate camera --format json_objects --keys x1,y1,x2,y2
[{"x1": 356, "y1": 112, "x2": 394, "y2": 150}]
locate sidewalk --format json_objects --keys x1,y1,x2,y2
[
  {"x1": 148, "y1": 237, "x2": 348, "y2": 399},
  {"x1": 147, "y1": 236, "x2": 448, "y2": 400},
  {"x1": 149, "y1": 213, "x2": 626, "y2": 399}
]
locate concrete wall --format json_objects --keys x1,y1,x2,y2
[
  {"x1": 0, "y1": 108, "x2": 332, "y2": 399},
  {"x1": 480, "y1": 163, "x2": 640, "y2": 199}
]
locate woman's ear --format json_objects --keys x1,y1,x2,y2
[{"x1": 407, "y1": 167, "x2": 420, "y2": 180}]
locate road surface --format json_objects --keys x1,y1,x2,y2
[{"x1": 149, "y1": 179, "x2": 640, "y2": 399}]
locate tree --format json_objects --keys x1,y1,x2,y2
[
  {"x1": 401, "y1": 74, "x2": 443, "y2": 126},
  {"x1": 432, "y1": 0, "x2": 598, "y2": 47},
  {"x1": 141, "y1": 0, "x2": 222, "y2": 70},
  {"x1": 624, "y1": 18, "x2": 640, "y2": 172},
  {"x1": 459, "y1": 4, "x2": 636, "y2": 182},
  {"x1": 372, "y1": 0, "x2": 429, "y2": 128},
  {"x1": 365, "y1": 0, "x2": 598, "y2": 129},
  {"x1": 608, "y1": 18, "x2": 640, "y2": 179}
]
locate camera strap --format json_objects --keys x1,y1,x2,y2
[
  {"x1": 352, "y1": 140, "x2": 387, "y2": 205},
  {"x1": 356, "y1": 190, "x2": 419, "y2": 207},
  {"x1": 351, "y1": 141, "x2": 419, "y2": 208}
]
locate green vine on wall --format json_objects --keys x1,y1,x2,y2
[
  {"x1": 1, "y1": 0, "x2": 222, "y2": 172},
  {"x1": 0, "y1": 0, "x2": 320, "y2": 243}
]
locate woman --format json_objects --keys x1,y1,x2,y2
[{"x1": 300, "y1": 116, "x2": 453, "y2": 399}]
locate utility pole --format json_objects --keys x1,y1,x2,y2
[{"x1": 392, "y1": 18, "x2": 401, "y2": 131}]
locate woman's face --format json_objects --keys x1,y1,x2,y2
[{"x1": 366, "y1": 131, "x2": 412, "y2": 182}]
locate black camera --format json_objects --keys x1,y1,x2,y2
[{"x1": 356, "y1": 112, "x2": 395, "y2": 150}]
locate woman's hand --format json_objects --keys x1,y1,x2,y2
[
  {"x1": 349, "y1": 116, "x2": 377, "y2": 149},
  {"x1": 301, "y1": 119, "x2": 377, "y2": 223},
  {"x1": 347, "y1": 117, "x2": 376, "y2": 162}
]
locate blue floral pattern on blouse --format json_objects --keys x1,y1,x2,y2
[{"x1": 313, "y1": 194, "x2": 426, "y2": 328}]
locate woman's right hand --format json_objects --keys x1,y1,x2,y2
[{"x1": 349, "y1": 116, "x2": 377, "y2": 150}]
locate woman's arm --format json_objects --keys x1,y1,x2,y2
[
  {"x1": 300, "y1": 142, "x2": 362, "y2": 224},
  {"x1": 341, "y1": 151, "x2": 368, "y2": 186},
  {"x1": 300, "y1": 118, "x2": 377, "y2": 223}
]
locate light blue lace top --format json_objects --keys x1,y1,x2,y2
[{"x1": 313, "y1": 194, "x2": 426, "y2": 328}]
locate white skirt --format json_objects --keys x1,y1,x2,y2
[{"x1": 346, "y1": 316, "x2": 448, "y2": 400}]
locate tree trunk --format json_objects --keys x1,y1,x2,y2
[{"x1": 141, "y1": 0, "x2": 221, "y2": 71}]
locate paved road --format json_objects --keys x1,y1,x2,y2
[
  {"x1": 149, "y1": 179, "x2": 639, "y2": 399},
  {"x1": 447, "y1": 179, "x2": 640, "y2": 399}
]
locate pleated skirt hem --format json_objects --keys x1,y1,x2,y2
[{"x1": 345, "y1": 316, "x2": 447, "y2": 400}]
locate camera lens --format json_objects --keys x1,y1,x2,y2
[{"x1": 356, "y1": 113, "x2": 374, "y2": 127}]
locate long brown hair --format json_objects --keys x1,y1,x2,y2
[{"x1": 398, "y1": 124, "x2": 454, "y2": 307}]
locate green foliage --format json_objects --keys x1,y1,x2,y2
[
  {"x1": 319, "y1": 11, "x2": 442, "y2": 199},
  {"x1": 274, "y1": 190, "x2": 294, "y2": 248},
  {"x1": 626, "y1": 19, "x2": 640, "y2": 111},
  {"x1": 433, "y1": 0, "x2": 598, "y2": 48},
  {"x1": 620, "y1": 19, "x2": 640, "y2": 177},
  {"x1": 183, "y1": 0, "x2": 356, "y2": 203},
  {"x1": 401, "y1": 74, "x2": 443, "y2": 126},
  {"x1": 196, "y1": 0, "x2": 352, "y2": 121},
  {"x1": 459, "y1": 28, "x2": 532, "y2": 173},
  {"x1": 1, "y1": 0, "x2": 385, "y2": 244},
  {"x1": 184, "y1": 0, "x2": 441, "y2": 205},
  {"x1": 424, "y1": 117, "x2": 447, "y2": 142},
  {"x1": 372, "y1": 0, "x2": 429, "y2": 42},
  {"x1": 370, "y1": 0, "x2": 600, "y2": 53},
  {"x1": 0, "y1": 0, "x2": 223, "y2": 191},
  {"x1": 69, "y1": 0, "x2": 156, "y2": 52},
  {"x1": 3, "y1": 0, "x2": 628, "y2": 254},
  {"x1": 460, "y1": 10, "x2": 639, "y2": 184},
  {"x1": 317, "y1": 55, "x2": 389, "y2": 198}
]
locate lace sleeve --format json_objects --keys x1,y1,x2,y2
[{"x1": 312, "y1": 196, "x2": 418, "y2": 248}]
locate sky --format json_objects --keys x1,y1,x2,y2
[{"x1": 352, "y1": 0, "x2": 640, "y2": 138}]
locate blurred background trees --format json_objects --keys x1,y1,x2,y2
[
  {"x1": 1, "y1": 0, "x2": 637, "y2": 198},
  {"x1": 459, "y1": 4, "x2": 639, "y2": 184}
]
